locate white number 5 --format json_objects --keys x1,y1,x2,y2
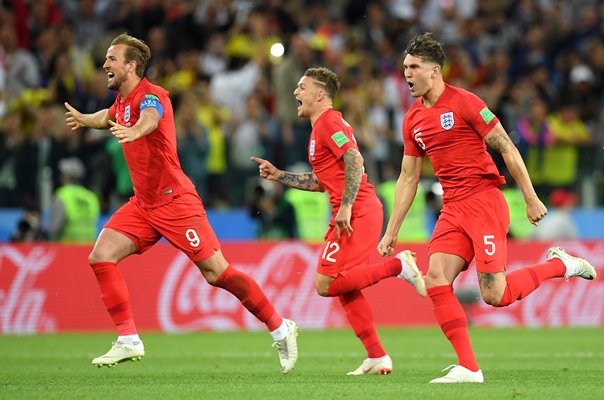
[{"x1": 483, "y1": 235, "x2": 496, "y2": 256}]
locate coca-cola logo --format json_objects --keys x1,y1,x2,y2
[
  {"x1": 157, "y1": 242, "x2": 345, "y2": 332},
  {"x1": 0, "y1": 245, "x2": 57, "y2": 334}
]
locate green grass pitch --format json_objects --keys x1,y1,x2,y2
[{"x1": 1, "y1": 327, "x2": 603, "y2": 400}]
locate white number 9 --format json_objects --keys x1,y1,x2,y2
[{"x1": 185, "y1": 228, "x2": 200, "y2": 247}]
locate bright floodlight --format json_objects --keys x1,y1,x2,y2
[{"x1": 270, "y1": 43, "x2": 285, "y2": 58}]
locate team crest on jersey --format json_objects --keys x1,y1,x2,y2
[
  {"x1": 310, "y1": 139, "x2": 316, "y2": 156},
  {"x1": 440, "y1": 111, "x2": 454, "y2": 130},
  {"x1": 124, "y1": 105, "x2": 131, "y2": 123}
]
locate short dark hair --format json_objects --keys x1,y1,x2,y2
[
  {"x1": 110, "y1": 33, "x2": 151, "y2": 77},
  {"x1": 303, "y1": 67, "x2": 340, "y2": 100},
  {"x1": 405, "y1": 32, "x2": 445, "y2": 68}
]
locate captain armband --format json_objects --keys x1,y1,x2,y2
[{"x1": 139, "y1": 94, "x2": 164, "y2": 118}]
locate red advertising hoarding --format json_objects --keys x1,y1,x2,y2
[{"x1": 1, "y1": 241, "x2": 602, "y2": 334}]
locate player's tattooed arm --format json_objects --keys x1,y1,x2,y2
[
  {"x1": 341, "y1": 148, "x2": 363, "y2": 206},
  {"x1": 485, "y1": 124, "x2": 514, "y2": 154},
  {"x1": 278, "y1": 171, "x2": 324, "y2": 192}
]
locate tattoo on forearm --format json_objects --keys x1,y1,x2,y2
[
  {"x1": 342, "y1": 149, "x2": 362, "y2": 206},
  {"x1": 278, "y1": 172, "x2": 321, "y2": 191},
  {"x1": 486, "y1": 133, "x2": 511, "y2": 154},
  {"x1": 477, "y1": 272, "x2": 498, "y2": 289}
]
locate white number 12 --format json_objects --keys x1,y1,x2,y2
[{"x1": 321, "y1": 241, "x2": 340, "y2": 262}]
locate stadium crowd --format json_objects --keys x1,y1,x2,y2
[{"x1": 0, "y1": 0, "x2": 603, "y2": 240}]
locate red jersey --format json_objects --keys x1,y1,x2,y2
[
  {"x1": 108, "y1": 78, "x2": 197, "y2": 208},
  {"x1": 403, "y1": 84, "x2": 505, "y2": 203},
  {"x1": 309, "y1": 109, "x2": 382, "y2": 218}
]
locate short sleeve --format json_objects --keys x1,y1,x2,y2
[
  {"x1": 460, "y1": 91, "x2": 499, "y2": 138},
  {"x1": 317, "y1": 115, "x2": 357, "y2": 159},
  {"x1": 402, "y1": 109, "x2": 425, "y2": 157}
]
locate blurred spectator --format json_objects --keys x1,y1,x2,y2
[
  {"x1": 175, "y1": 92, "x2": 210, "y2": 199},
  {"x1": 377, "y1": 162, "x2": 430, "y2": 243},
  {"x1": 283, "y1": 162, "x2": 330, "y2": 242},
  {"x1": 228, "y1": 94, "x2": 270, "y2": 207},
  {"x1": 210, "y1": 52, "x2": 264, "y2": 118},
  {"x1": 501, "y1": 178, "x2": 535, "y2": 240},
  {"x1": 225, "y1": 5, "x2": 280, "y2": 60},
  {"x1": 103, "y1": 138, "x2": 133, "y2": 212},
  {"x1": 10, "y1": 202, "x2": 46, "y2": 242},
  {"x1": 48, "y1": 156, "x2": 100, "y2": 243},
  {"x1": 533, "y1": 189, "x2": 579, "y2": 241},
  {"x1": 56, "y1": 23, "x2": 95, "y2": 89},
  {"x1": 544, "y1": 102, "x2": 591, "y2": 189},
  {"x1": 59, "y1": 0, "x2": 112, "y2": 52},
  {"x1": 0, "y1": 110, "x2": 23, "y2": 206},
  {"x1": 515, "y1": 98, "x2": 554, "y2": 195},
  {"x1": 195, "y1": 79, "x2": 230, "y2": 208},
  {"x1": 11, "y1": 101, "x2": 66, "y2": 209},
  {"x1": 364, "y1": 77, "x2": 391, "y2": 182},
  {"x1": 248, "y1": 178, "x2": 297, "y2": 239},
  {"x1": 272, "y1": 33, "x2": 313, "y2": 168},
  {"x1": 0, "y1": 23, "x2": 40, "y2": 104},
  {"x1": 199, "y1": 32, "x2": 228, "y2": 77},
  {"x1": 567, "y1": 63, "x2": 600, "y2": 124}
]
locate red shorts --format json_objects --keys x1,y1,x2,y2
[
  {"x1": 428, "y1": 187, "x2": 509, "y2": 273},
  {"x1": 316, "y1": 208, "x2": 382, "y2": 278},
  {"x1": 104, "y1": 193, "x2": 220, "y2": 262}
]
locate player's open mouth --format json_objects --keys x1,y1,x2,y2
[{"x1": 107, "y1": 72, "x2": 115, "y2": 80}]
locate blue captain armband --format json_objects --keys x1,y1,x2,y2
[{"x1": 139, "y1": 94, "x2": 164, "y2": 118}]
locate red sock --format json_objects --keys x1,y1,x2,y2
[
  {"x1": 90, "y1": 262, "x2": 137, "y2": 335},
  {"x1": 213, "y1": 265, "x2": 282, "y2": 331},
  {"x1": 339, "y1": 291, "x2": 385, "y2": 358},
  {"x1": 497, "y1": 259, "x2": 565, "y2": 307},
  {"x1": 326, "y1": 258, "x2": 401, "y2": 297},
  {"x1": 428, "y1": 285, "x2": 479, "y2": 372}
]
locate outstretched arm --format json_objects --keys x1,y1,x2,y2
[
  {"x1": 377, "y1": 155, "x2": 422, "y2": 256},
  {"x1": 485, "y1": 122, "x2": 547, "y2": 225},
  {"x1": 251, "y1": 156, "x2": 325, "y2": 192},
  {"x1": 109, "y1": 108, "x2": 161, "y2": 144},
  {"x1": 64, "y1": 102, "x2": 110, "y2": 130}
]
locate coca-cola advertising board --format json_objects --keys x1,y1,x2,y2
[{"x1": 1, "y1": 241, "x2": 602, "y2": 334}]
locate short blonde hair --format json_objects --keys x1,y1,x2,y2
[
  {"x1": 303, "y1": 67, "x2": 340, "y2": 100},
  {"x1": 110, "y1": 33, "x2": 151, "y2": 77}
]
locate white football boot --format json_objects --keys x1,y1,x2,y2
[
  {"x1": 429, "y1": 365, "x2": 484, "y2": 383},
  {"x1": 347, "y1": 355, "x2": 393, "y2": 376},
  {"x1": 396, "y1": 250, "x2": 427, "y2": 297},
  {"x1": 546, "y1": 247, "x2": 597, "y2": 281},
  {"x1": 92, "y1": 340, "x2": 145, "y2": 367},
  {"x1": 272, "y1": 319, "x2": 299, "y2": 374}
]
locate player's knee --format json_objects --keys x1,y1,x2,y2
[
  {"x1": 204, "y1": 271, "x2": 221, "y2": 286},
  {"x1": 481, "y1": 291, "x2": 502, "y2": 307},
  {"x1": 424, "y1": 268, "x2": 445, "y2": 289},
  {"x1": 88, "y1": 250, "x2": 107, "y2": 266},
  {"x1": 314, "y1": 282, "x2": 329, "y2": 297}
]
